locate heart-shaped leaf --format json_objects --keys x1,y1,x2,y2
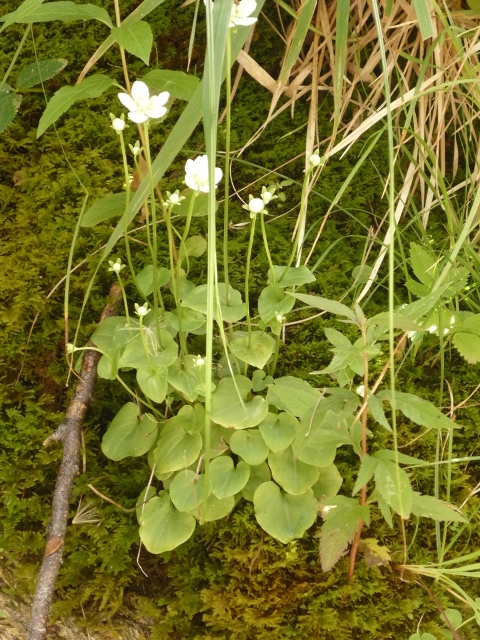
[
  {"x1": 153, "y1": 422, "x2": 202, "y2": 474},
  {"x1": 139, "y1": 491, "x2": 196, "y2": 553},
  {"x1": 259, "y1": 412, "x2": 298, "y2": 452},
  {"x1": 210, "y1": 457, "x2": 250, "y2": 499},
  {"x1": 268, "y1": 447, "x2": 320, "y2": 495},
  {"x1": 101, "y1": 402, "x2": 157, "y2": 461},
  {"x1": 230, "y1": 429, "x2": 269, "y2": 465},
  {"x1": 169, "y1": 470, "x2": 207, "y2": 512},
  {"x1": 211, "y1": 375, "x2": 268, "y2": 429},
  {"x1": 136, "y1": 364, "x2": 168, "y2": 403},
  {"x1": 230, "y1": 332, "x2": 275, "y2": 369}
]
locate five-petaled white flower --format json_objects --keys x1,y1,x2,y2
[
  {"x1": 108, "y1": 258, "x2": 125, "y2": 274},
  {"x1": 165, "y1": 190, "x2": 185, "y2": 207},
  {"x1": 243, "y1": 195, "x2": 265, "y2": 217},
  {"x1": 230, "y1": 0, "x2": 257, "y2": 28},
  {"x1": 111, "y1": 115, "x2": 126, "y2": 133},
  {"x1": 118, "y1": 81, "x2": 169, "y2": 124},
  {"x1": 185, "y1": 155, "x2": 222, "y2": 193},
  {"x1": 135, "y1": 302, "x2": 151, "y2": 318}
]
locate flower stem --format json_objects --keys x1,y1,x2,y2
[{"x1": 245, "y1": 214, "x2": 257, "y2": 345}]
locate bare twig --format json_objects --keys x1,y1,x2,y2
[{"x1": 27, "y1": 283, "x2": 122, "y2": 640}]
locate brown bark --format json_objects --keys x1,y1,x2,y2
[{"x1": 27, "y1": 284, "x2": 122, "y2": 640}]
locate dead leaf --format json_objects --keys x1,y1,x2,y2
[{"x1": 44, "y1": 536, "x2": 63, "y2": 557}]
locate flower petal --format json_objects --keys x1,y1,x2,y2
[
  {"x1": 151, "y1": 91, "x2": 170, "y2": 108},
  {"x1": 118, "y1": 92, "x2": 137, "y2": 111},
  {"x1": 128, "y1": 110, "x2": 149, "y2": 124},
  {"x1": 145, "y1": 106, "x2": 167, "y2": 119},
  {"x1": 130, "y1": 81, "x2": 150, "y2": 104}
]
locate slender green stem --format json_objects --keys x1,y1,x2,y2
[
  {"x1": 176, "y1": 193, "x2": 197, "y2": 356},
  {"x1": 138, "y1": 317, "x2": 152, "y2": 367},
  {"x1": 269, "y1": 332, "x2": 281, "y2": 377},
  {"x1": 1, "y1": 25, "x2": 30, "y2": 88},
  {"x1": 118, "y1": 132, "x2": 140, "y2": 294},
  {"x1": 223, "y1": 31, "x2": 232, "y2": 297},
  {"x1": 260, "y1": 210, "x2": 275, "y2": 277},
  {"x1": 245, "y1": 214, "x2": 257, "y2": 344},
  {"x1": 116, "y1": 272, "x2": 130, "y2": 325}
]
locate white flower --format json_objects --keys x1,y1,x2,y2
[
  {"x1": 108, "y1": 258, "x2": 125, "y2": 274},
  {"x1": 261, "y1": 185, "x2": 277, "y2": 204},
  {"x1": 355, "y1": 385, "x2": 365, "y2": 397},
  {"x1": 275, "y1": 313, "x2": 285, "y2": 324},
  {"x1": 194, "y1": 355, "x2": 205, "y2": 367},
  {"x1": 111, "y1": 116, "x2": 126, "y2": 133},
  {"x1": 428, "y1": 325, "x2": 437, "y2": 334},
  {"x1": 135, "y1": 302, "x2": 150, "y2": 318},
  {"x1": 309, "y1": 151, "x2": 321, "y2": 167},
  {"x1": 165, "y1": 190, "x2": 185, "y2": 207},
  {"x1": 129, "y1": 140, "x2": 142, "y2": 157},
  {"x1": 230, "y1": 0, "x2": 257, "y2": 28},
  {"x1": 243, "y1": 196, "x2": 265, "y2": 217},
  {"x1": 118, "y1": 81, "x2": 169, "y2": 124},
  {"x1": 185, "y1": 155, "x2": 222, "y2": 193}
]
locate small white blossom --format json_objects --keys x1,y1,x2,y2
[
  {"x1": 118, "y1": 81, "x2": 169, "y2": 124},
  {"x1": 165, "y1": 190, "x2": 185, "y2": 207},
  {"x1": 108, "y1": 258, "x2": 125, "y2": 274},
  {"x1": 275, "y1": 312, "x2": 285, "y2": 324},
  {"x1": 111, "y1": 116, "x2": 126, "y2": 133},
  {"x1": 194, "y1": 355, "x2": 205, "y2": 367},
  {"x1": 355, "y1": 385, "x2": 365, "y2": 397},
  {"x1": 261, "y1": 185, "x2": 277, "y2": 204},
  {"x1": 135, "y1": 302, "x2": 150, "y2": 318},
  {"x1": 309, "y1": 151, "x2": 321, "y2": 167},
  {"x1": 129, "y1": 140, "x2": 142, "y2": 157},
  {"x1": 185, "y1": 155, "x2": 222, "y2": 193},
  {"x1": 428, "y1": 325, "x2": 437, "y2": 334},
  {"x1": 230, "y1": 0, "x2": 257, "y2": 28},
  {"x1": 243, "y1": 196, "x2": 265, "y2": 217}
]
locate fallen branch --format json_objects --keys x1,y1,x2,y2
[{"x1": 28, "y1": 283, "x2": 122, "y2": 640}]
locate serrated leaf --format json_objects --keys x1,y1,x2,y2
[
  {"x1": 37, "y1": 73, "x2": 114, "y2": 137},
  {"x1": 287, "y1": 292, "x2": 356, "y2": 320},
  {"x1": 254, "y1": 482, "x2": 318, "y2": 544},
  {"x1": 324, "y1": 327, "x2": 351, "y2": 348},
  {"x1": 0, "y1": 0, "x2": 44, "y2": 32},
  {"x1": 268, "y1": 265, "x2": 316, "y2": 288},
  {"x1": 374, "y1": 459, "x2": 413, "y2": 518},
  {"x1": 319, "y1": 496, "x2": 369, "y2": 571},
  {"x1": 268, "y1": 447, "x2": 320, "y2": 495},
  {"x1": 16, "y1": 58, "x2": 67, "y2": 90},
  {"x1": 81, "y1": 192, "x2": 127, "y2": 227},
  {"x1": 366, "y1": 311, "x2": 420, "y2": 332},
  {"x1": 139, "y1": 491, "x2": 196, "y2": 553},
  {"x1": 452, "y1": 331, "x2": 480, "y2": 364},
  {"x1": 377, "y1": 390, "x2": 458, "y2": 430},
  {"x1": 0, "y1": 84, "x2": 21, "y2": 134},
  {"x1": 111, "y1": 21, "x2": 153, "y2": 65},
  {"x1": 211, "y1": 376, "x2": 268, "y2": 429},
  {"x1": 142, "y1": 69, "x2": 200, "y2": 101},
  {"x1": 101, "y1": 402, "x2": 157, "y2": 461},
  {"x1": 367, "y1": 394, "x2": 391, "y2": 432},
  {"x1": 410, "y1": 242, "x2": 437, "y2": 287},
  {"x1": 352, "y1": 455, "x2": 378, "y2": 496},
  {"x1": 411, "y1": 492, "x2": 467, "y2": 523},
  {"x1": 230, "y1": 332, "x2": 275, "y2": 369},
  {"x1": 6, "y1": 1, "x2": 113, "y2": 26}
]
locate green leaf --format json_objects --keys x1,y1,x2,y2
[
  {"x1": 180, "y1": 234, "x2": 207, "y2": 258},
  {"x1": 90, "y1": 315, "x2": 129, "y2": 350},
  {"x1": 119, "y1": 329, "x2": 178, "y2": 369},
  {"x1": 411, "y1": 492, "x2": 467, "y2": 523},
  {"x1": 101, "y1": 402, "x2": 157, "y2": 461},
  {"x1": 5, "y1": 1, "x2": 113, "y2": 26},
  {"x1": 374, "y1": 459, "x2": 413, "y2": 518},
  {"x1": 230, "y1": 332, "x2": 275, "y2": 369},
  {"x1": 367, "y1": 394, "x2": 391, "y2": 432},
  {"x1": 266, "y1": 376, "x2": 321, "y2": 418},
  {"x1": 37, "y1": 73, "x2": 114, "y2": 137},
  {"x1": 444, "y1": 608, "x2": 463, "y2": 630},
  {"x1": 268, "y1": 265, "x2": 316, "y2": 288},
  {"x1": 258, "y1": 285, "x2": 296, "y2": 323},
  {"x1": 366, "y1": 312, "x2": 420, "y2": 332},
  {"x1": 97, "y1": 345, "x2": 121, "y2": 380},
  {"x1": 412, "y1": 0, "x2": 435, "y2": 39},
  {"x1": 311, "y1": 464, "x2": 343, "y2": 500},
  {"x1": 230, "y1": 429, "x2": 269, "y2": 465},
  {"x1": 409, "y1": 242, "x2": 437, "y2": 287},
  {"x1": 81, "y1": 192, "x2": 127, "y2": 227},
  {"x1": 182, "y1": 283, "x2": 246, "y2": 322},
  {"x1": 136, "y1": 486, "x2": 156, "y2": 523},
  {"x1": 196, "y1": 493, "x2": 235, "y2": 522},
  {"x1": 452, "y1": 331, "x2": 480, "y2": 364},
  {"x1": 211, "y1": 376, "x2": 268, "y2": 429},
  {"x1": 0, "y1": 84, "x2": 21, "y2": 133},
  {"x1": 136, "y1": 364, "x2": 168, "y2": 403},
  {"x1": 152, "y1": 422, "x2": 202, "y2": 474},
  {"x1": 258, "y1": 412, "x2": 298, "y2": 452},
  {"x1": 139, "y1": 491, "x2": 196, "y2": 553},
  {"x1": 166, "y1": 308, "x2": 205, "y2": 333},
  {"x1": 268, "y1": 447, "x2": 320, "y2": 495},
  {"x1": 254, "y1": 482, "x2": 318, "y2": 544},
  {"x1": 210, "y1": 457, "x2": 250, "y2": 499},
  {"x1": 16, "y1": 58, "x2": 67, "y2": 90},
  {"x1": 352, "y1": 455, "x2": 378, "y2": 496},
  {"x1": 241, "y1": 462, "x2": 271, "y2": 501},
  {"x1": 287, "y1": 292, "x2": 356, "y2": 320},
  {"x1": 169, "y1": 470, "x2": 207, "y2": 512},
  {"x1": 0, "y1": 0, "x2": 44, "y2": 32},
  {"x1": 111, "y1": 21, "x2": 153, "y2": 65},
  {"x1": 167, "y1": 355, "x2": 205, "y2": 402},
  {"x1": 377, "y1": 390, "x2": 458, "y2": 430},
  {"x1": 324, "y1": 327, "x2": 351, "y2": 348},
  {"x1": 136, "y1": 264, "x2": 171, "y2": 297},
  {"x1": 142, "y1": 69, "x2": 200, "y2": 101},
  {"x1": 319, "y1": 496, "x2": 369, "y2": 571},
  {"x1": 291, "y1": 408, "x2": 343, "y2": 468}
]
